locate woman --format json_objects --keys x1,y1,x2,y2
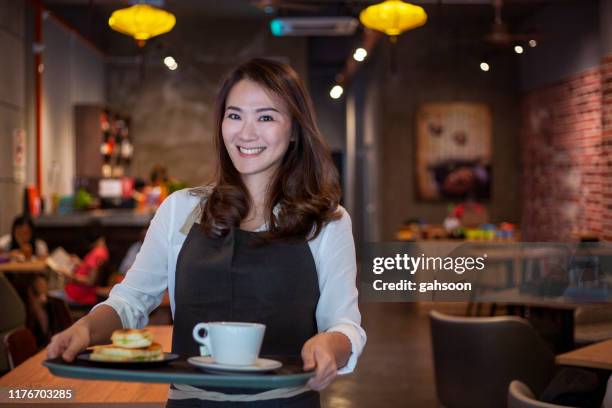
[
  {"x1": 0, "y1": 215, "x2": 48, "y2": 259},
  {"x1": 64, "y1": 225, "x2": 109, "y2": 305},
  {"x1": 48, "y1": 221, "x2": 110, "y2": 305},
  {"x1": 47, "y1": 58, "x2": 366, "y2": 407}
]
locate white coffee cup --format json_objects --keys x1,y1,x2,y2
[{"x1": 192, "y1": 322, "x2": 266, "y2": 366}]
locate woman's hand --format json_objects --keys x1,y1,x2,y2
[
  {"x1": 20, "y1": 243, "x2": 33, "y2": 260},
  {"x1": 70, "y1": 255, "x2": 82, "y2": 267},
  {"x1": 47, "y1": 321, "x2": 91, "y2": 362},
  {"x1": 301, "y1": 332, "x2": 351, "y2": 391},
  {"x1": 9, "y1": 249, "x2": 25, "y2": 261}
]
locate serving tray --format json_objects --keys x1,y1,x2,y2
[{"x1": 43, "y1": 355, "x2": 314, "y2": 390}]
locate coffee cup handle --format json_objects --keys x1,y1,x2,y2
[{"x1": 192, "y1": 323, "x2": 212, "y2": 357}]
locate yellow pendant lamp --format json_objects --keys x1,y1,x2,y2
[
  {"x1": 109, "y1": 4, "x2": 176, "y2": 47},
  {"x1": 359, "y1": 0, "x2": 427, "y2": 41}
]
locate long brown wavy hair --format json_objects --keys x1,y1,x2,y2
[{"x1": 199, "y1": 58, "x2": 341, "y2": 241}]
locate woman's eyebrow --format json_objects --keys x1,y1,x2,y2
[
  {"x1": 255, "y1": 107, "x2": 280, "y2": 113},
  {"x1": 225, "y1": 106, "x2": 280, "y2": 113}
]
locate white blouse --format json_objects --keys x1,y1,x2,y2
[
  {"x1": 0, "y1": 235, "x2": 48, "y2": 258},
  {"x1": 95, "y1": 188, "x2": 366, "y2": 376}
]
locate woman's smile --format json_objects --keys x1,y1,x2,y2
[{"x1": 237, "y1": 145, "x2": 267, "y2": 157}]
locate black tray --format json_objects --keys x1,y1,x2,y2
[{"x1": 43, "y1": 355, "x2": 314, "y2": 390}]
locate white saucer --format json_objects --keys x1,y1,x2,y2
[{"x1": 188, "y1": 356, "x2": 282, "y2": 373}]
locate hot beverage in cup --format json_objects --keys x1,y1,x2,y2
[{"x1": 192, "y1": 322, "x2": 265, "y2": 366}]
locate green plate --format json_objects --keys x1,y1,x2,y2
[{"x1": 43, "y1": 356, "x2": 314, "y2": 390}]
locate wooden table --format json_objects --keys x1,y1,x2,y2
[
  {"x1": 0, "y1": 260, "x2": 47, "y2": 273},
  {"x1": 556, "y1": 338, "x2": 612, "y2": 371},
  {"x1": 0, "y1": 325, "x2": 172, "y2": 405}
]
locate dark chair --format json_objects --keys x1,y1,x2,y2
[
  {"x1": 3, "y1": 327, "x2": 38, "y2": 369},
  {"x1": 47, "y1": 295, "x2": 74, "y2": 335},
  {"x1": 0, "y1": 274, "x2": 26, "y2": 332},
  {"x1": 430, "y1": 310, "x2": 556, "y2": 408},
  {"x1": 0, "y1": 273, "x2": 27, "y2": 372},
  {"x1": 508, "y1": 380, "x2": 574, "y2": 408}
]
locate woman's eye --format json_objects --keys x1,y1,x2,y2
[
  {"x1": 227, "y1": 113, "x2": 240, "y2": 120},
  {"x1": 259, "y1": 115, "x2": 274, "y2": 122}
]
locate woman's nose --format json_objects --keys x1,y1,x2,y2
[{"x1": 237, "y1": 119, "x2": 258, "y2": 141}]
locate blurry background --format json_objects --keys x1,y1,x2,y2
[
  {"x1": 2, "y1": 1, "x2": 612, "y2": 406},
  {"x1": 1, "y1": 0, "x2": 610, "y2": 249}
]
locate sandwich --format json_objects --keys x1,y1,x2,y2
[
  {"x1": 88, "y1": 328, "x2": 163, "y2": 362},
  {"x1": 111, "y1": 329, "x2": 154, "y2": 349},
  {"x1": 90, "y1": 342, "x2": 163, "y2": 362}
]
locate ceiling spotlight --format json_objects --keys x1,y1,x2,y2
[
  {"x1": 514, "y1": 45, "x2": 524, "y2": 54},
  {"x1": 480, "y1": 62, "x2": 490, "y2": 72},
  {"x1": 164, "y1": 56, "x2": 176, "y2": 67},
  {"x1": 168, "y1": 63, "x2": 178, "y2": 71},
  {"x1": 330, "y1": 85, "x2": 344, "y2": 99},
  {"x1": 353, "y1": 47, "x2": 367, "y2": 62},
  {"x1": 529, "y1": 39, "x2": 537, "y2": 48}
]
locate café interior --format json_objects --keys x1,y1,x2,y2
[{"x1": 1, "y1": 0, "x2": 612, "y2": 407}]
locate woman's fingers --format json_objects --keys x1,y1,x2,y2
[
  {"x1": 62, "y1": 335, "x2": 85, "y2": 362},
  {"x1": 47, "y1": 324, "x2": 90, "y2": 362},
  {"x1": 306, "y1": 349, "x2": 337, "y2": 390},
  {"x1": 47, "y1": 334, "x2": 64, "y2": 359},
  {"x1": 301, "y1": 342, "x2": 316, "y2": 371}
]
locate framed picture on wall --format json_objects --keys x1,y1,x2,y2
[{"x1": 416, "y1": 102, "x2": 492, "y2": 201}]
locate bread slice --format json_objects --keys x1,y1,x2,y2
[
  {"x1": 111, "y1": 329, "x2": 154, "y2": 349},
  {"x1": 90, "y1": 342, "x2": 163, "y2": 362}
]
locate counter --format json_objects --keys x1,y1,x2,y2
[{"x1": 34, "y1": 209, "x2": 153, "y2": 228}]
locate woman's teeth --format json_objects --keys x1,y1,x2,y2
[{"x1": 238, "y1": 146, "x2": 266, "y2": 155}]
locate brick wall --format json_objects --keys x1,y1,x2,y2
[
  {"x1": 602, "y1": 56, "x2": 612, "y2": 241},
  {"x1": 521, "y1": 66, "x2": 604, "y2": 241}
]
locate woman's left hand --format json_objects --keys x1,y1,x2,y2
[{"x1": 301, "y1": 332, "x2": 350, "y2": 391}]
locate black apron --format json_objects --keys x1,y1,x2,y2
[{"x1": 166, "y1": 223, "x2": 321, "y2": 408}]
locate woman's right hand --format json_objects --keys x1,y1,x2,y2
[{"x1": 47, "y1": 322, "x2": 91, "y2": 362}]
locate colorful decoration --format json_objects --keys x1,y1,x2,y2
[
  {"x1": 109, "y1": 4, "x2": 176, "y2": 47},
  {"x1": 359, "y1": 0, "x2": 427, "y2": 39}
]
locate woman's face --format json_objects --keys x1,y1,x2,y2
[
  {"x1": 14, "y1": 223, "x2": 32, "y2": 245},
  {"x1": 222, "y1": 79, "x2": 292, "y2": 186}
]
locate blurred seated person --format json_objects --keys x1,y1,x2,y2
[
  {"x1": 11, "y1": 274, "x2": 72, "y2": 347},
  {"x1": 0, "y1": 215, "x2": 48, "y2": 260},
  {"x1": 150, "y1": 164, "x2": 169, "y2": 187},
  {"x1": 130, "y1": 177, "x2": 147, "y2": 210},
  {"x1": 144, "y1": 164, "x2": 170, "y2": 207},
  {"x1": 28, "y1": 274, "x2": 49, "y2": 345},
  {"x1": 62, "y1": 222, "x2": 109, "y2": 305},
  {"x1": 10, "y1": 273, "x2": 50, "y2": 347}
]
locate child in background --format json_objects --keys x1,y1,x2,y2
[
  {"x1": 12, "y1": 273, "x2": 74, "y2": 347},
  {"x1": 64, "y1": 222, "x2": 109, "y2": 305}
]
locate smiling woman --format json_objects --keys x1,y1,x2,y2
[{"x1": 47, "y1": 58, "x2": 366, "y2": 408}]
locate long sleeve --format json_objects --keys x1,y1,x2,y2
[
  {"x1": 313, "y1": 209, "x2": 367, "y2": 374},
  {"x1": 35, "y1": 239, "x2": 49, "y2": 257},
  {"x1": 0, "y1": 235, "x2": 10, "y2": 252},
  {"x1": 93, "y1": 193, "x2": 175, "y2": 328}
]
